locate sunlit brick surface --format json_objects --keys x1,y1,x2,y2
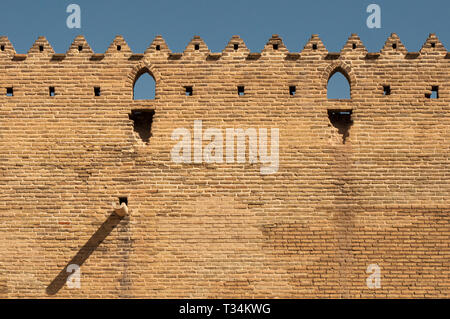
[{"x1": 0, "y1": 33, "x2": 448, "y2": 298}]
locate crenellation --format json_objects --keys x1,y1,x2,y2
[
  {"x1": 1, "y1": 34, "x2": 449, "y2": 62},
  {"x1": 65, "y1": 35, "x2": 94, "y2": 56},
  {"x1": 144, "y1": 35, "x2": 172, "y2": 56},
  {"x1": 340, "y1": 34, "x2": 368, "y2": 56}
]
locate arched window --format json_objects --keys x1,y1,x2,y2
[
  {"x1": 133, "y1": 68, "x2": 156, "y2": 100},
  {"x1": 327, "y1": 68, "x2": 351, "y2": 99}
]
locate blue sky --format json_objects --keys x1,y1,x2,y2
[{"x1": 0, "y1": 0, "x2": 448, "y2": 98}]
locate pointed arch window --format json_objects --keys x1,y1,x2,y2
[
  {"x1": 327, "y1": 67, "x2": 351, "y2": 100},
  {"x1": 133, "y1": 68, "x2": 156, "y2": 100}
]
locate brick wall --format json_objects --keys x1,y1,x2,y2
[{"x1": 0, "y1": 33, "x2": 448, "y2": 298}]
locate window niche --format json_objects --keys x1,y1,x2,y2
[
  {"x1": 129, "y1": 109, "x2": 155, "y2": 144},
  {"x1": 328, "y1": 109, "x2": 353, "y2": 144}
]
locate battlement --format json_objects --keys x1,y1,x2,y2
[
  {"x1": 0, "y1": 33, "x2": 448, "y2": 104},
  {"x1": 0, "y1": 33, "x2": 448, "y2": 61}
]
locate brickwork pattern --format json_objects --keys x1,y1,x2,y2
[{"x1": 0, "y1": 33, "x2": 448, "y2": 298}]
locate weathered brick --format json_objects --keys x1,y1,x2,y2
[{"x1": 0, "y1": 33, "x2": 448, "y2": 298}]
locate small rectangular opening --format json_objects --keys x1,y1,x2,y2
[
  {"x1": 352, "y1": 43, "x2": 357, "y2": 49},
  {"x1": 185, "y1": 86, "x2": 193, "y2": 96},
  {"x1": 430, "y1": 86, "x2": 439, "y2": 99},
  {"x1": 94, "y1": 87, "x2": 101, "y2": 96},
  {"x1": 39, "y1": 45, "x2": 44, "y2": 52},
  {"x1": 289, "y1": 86, "x2": 296, "y2": 96},
  {"x1": 233, "y1": 43, "x2": 239, "y2": 50},
  {"x1": 426, "y1": 86, "x2": 439, "y2": 99},
  {"x1": 392, "y1": 43, "x2": 397, "y2": 49},
  {"x1": 273, "y1": 43, "x2": 279, "y2": 50},
  {"x1": 238, "y1": 86, "x2": 245, "y2": 96},
  {"x1": 49, "y1": 87, "x2": 55, "y2": 97},
  {"x1": 383, "y1": 85, "x2": 391, "y2": 96},
  {"x1": 431, "y1": 42, "x2": 436, "y2": 48},
  {"x1": 1, "y1": 45, "x2": 4, "y2": 51},
  {"x1": 78, "y1": 45, "x2": 83, "y2": 52},
  {"x1": 312, "y1": 43, "x2": 318, "y2": 50},
  {"x1": 6, "y1": 87, "x2": 13, "y2": 96},
  {"x1": 119, "y1": 197, "x2": 128, "y2": 206},
  {"x1": 117, "y1": 45, "x2": 121, "y2": 51},
  {"x1": 194, "y1": 44, "x2": 200, "y2": 50},
  {"x1": 156, "y1": 45, "x2": 160, "y2": 51}
]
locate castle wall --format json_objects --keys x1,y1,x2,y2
[{"x1": 0, "y1": 33, "x2": 448, "y2": 298}]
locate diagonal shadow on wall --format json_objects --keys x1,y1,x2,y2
[{"x1": 46, "y1": 212, "x2": 125, "y2": 295}]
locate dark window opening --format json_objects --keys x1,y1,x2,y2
[
  {"x1": 383, "y1": 85, "x2": 391, "y2": 96},
  {"x1": 1, "y1": 45, "x2": 4, "y2": 51},
  {"x1": 185, "y1": 86, "x2": 193, "y2": 96},
  {"x1": 94, "y1": 87, "x2": 101, "y2": 96},
  {"x1": 156, "y1": 45, "x2": 161, "y2": 51},
  {"x1": 133, "y1": 69, "x2": 156, "y2": 100},
  {"x1": 432, "y1": 86, "x2": 439, "y2": 98},
  {"x1": 233, "y1": 43, "x2": 239, "y2": 50},
  {"x1": 426, "y1": 86, "x2": 439, "y2": 99},
  {"x1": 78, "y1": 45, "x2": 83, "y2": 52},
  {"x1": 117, "y1": 45, "x2": 121, "y2": 51},
  {"x1": 194, "y1": 44, "x2": 200, "y2": 50},
  {"x1": 39, "y1": 45, "x2": 44, "y2": 52},
  {"x1": 49, "y1": 87, "x2": 55, "y2": 97},
  {"x1": 312, "y1": 43, "x2": 318, "y2": 50},
  {"x1": 392, "y1": 43, "x2": 397, "y2": 49},
  {"x1": 119, "y1": 197, "x2": 128, "y2": 206},
  {"x1": 6, "y1": 87, "x2": 13, "y2": 96},
  {"x1": 289, "y1": 86, "x2": 296, "y2": 96},
  {"x1": 273, "y1": 43, "x2": 279, "y2": 50},
  {"x1": 238, "y1": 86, "x2": 245, "y2": 96},
  {"x1": 328, "y1": 110, "x2": 353, "y2": 144},
  {"x1": 129, "y1": 109, "x2": 155, "y2": 143},
  {"x1": 352, "y1": 43, "x2": 357, "y2": 49},
  {"x1": 431, "y1": 42, "x2": 436, "y2": 48}
]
